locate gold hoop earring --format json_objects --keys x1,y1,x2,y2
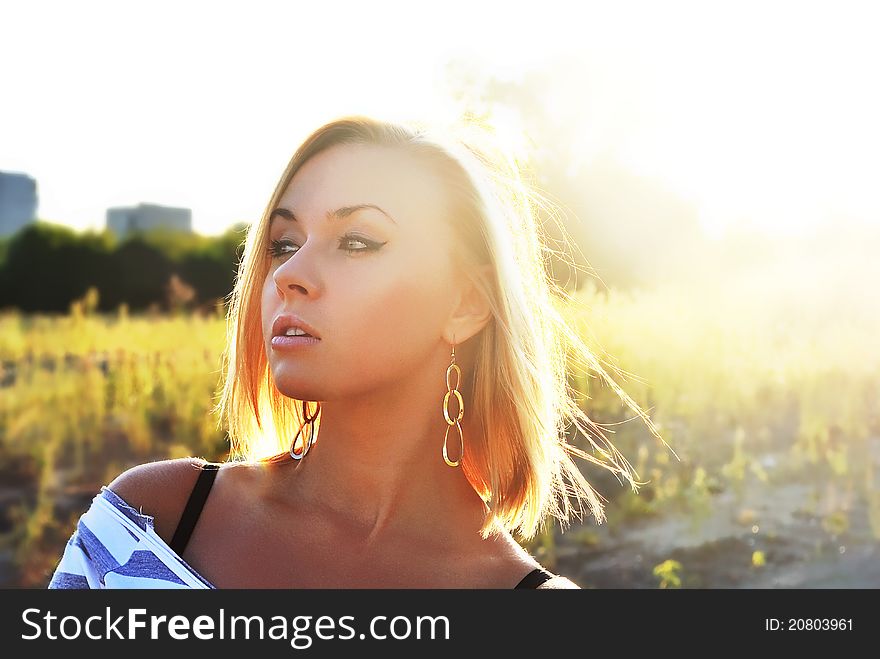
[
  {"x1": 291, "y1": 400, "x2": 320, "y2": 460},
  {"x1": 442, "y1": 342, "x2": 464, "y2": 467}
]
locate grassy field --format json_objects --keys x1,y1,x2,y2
[
  {"x1": 1, "y1": 269, "x2": 878, "y2": 587},
  {"x1": 0, "y1": 302, "x2": 230, "y2": 586}
]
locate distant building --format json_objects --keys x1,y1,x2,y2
[
  {"x1": 0, "y1": 171, "x2": 38, "y2": 237},
  {"x1": 106, "y1": 203, "x2": 192, "y2": 240}
]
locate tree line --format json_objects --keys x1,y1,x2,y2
[{"x1": 0, "y1": 221, "x2": 248, "y2": 314}]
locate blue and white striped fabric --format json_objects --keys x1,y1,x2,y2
[{"x1": 48, "y1": 487, "x2": 215, "y2": 589}]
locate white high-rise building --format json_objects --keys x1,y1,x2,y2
[
  {"x1": 0, "y1": 171, "x2": 38, "y2": 237},
  {"x1": 106, "y1": 203, "x2": 192, "y2": 239}
]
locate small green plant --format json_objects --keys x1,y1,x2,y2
[{"x1": 653, "y1": 559, "x2": 683, "y2": 589}]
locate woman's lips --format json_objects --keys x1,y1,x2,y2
[
  {"x1": 271, "y1": 314, "x2": 321, "y2": 339},
  {"x1": 271, "y1": 335, "x2": 321, "y2": 350}
]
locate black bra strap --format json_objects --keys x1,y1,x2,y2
[
  {"x1": 169, "y1": 463, "x2": 219, "y2": 556},
  {"x1": 514, "y1": 567, "x2": 556, "y2": 589}
]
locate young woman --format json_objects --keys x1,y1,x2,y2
[{"x1": 49, "y1": 115, "x2": 658, "y2": 589}]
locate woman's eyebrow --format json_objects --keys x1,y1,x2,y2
[{"x1": 269, "y1": 204, "x2": 397, "y2": 227}]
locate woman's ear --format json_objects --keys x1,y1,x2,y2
[{"x1": 444, "y1": 263, "x2": 493, "y2": 344}]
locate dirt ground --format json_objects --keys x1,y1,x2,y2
[{"x1": 555, "y1": 447, "x2": 880, "y2": 588}]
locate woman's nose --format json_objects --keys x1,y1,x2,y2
[
  {"x1": 273, "y1": 246, "x2": 319, "y2": 298},
  {"x1": 277, "y1": 278, "x2": 309, "y2": 297}
]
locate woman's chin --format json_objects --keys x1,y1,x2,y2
[{"x1": 270, "y1": 371, "x2": 317, "y2": 399}]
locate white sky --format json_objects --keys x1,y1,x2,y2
[{"x1": 1, "y1": 0, "x2": 878, "y2": 238}]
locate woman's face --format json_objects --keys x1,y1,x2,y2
[{"x1": 261, "y1": 143, "x2": 461, "y2": 401}]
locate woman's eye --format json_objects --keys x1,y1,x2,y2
[
  {"x1": 338, "y1": 234, "x2": 386, "y2": 253},
  {"x1": 266, "y1": 235, "x2": 386, "y2": 260},
  {"x1": 266, "y1": 239, "x2": 299, "y2": 259},
  {"x1": 340, "y1": 236, "x2": 374, "y2": 253}
]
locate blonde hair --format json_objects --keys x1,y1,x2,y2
[{"x1": 214, "y1": 115, "x2": 668, "y2": 540}]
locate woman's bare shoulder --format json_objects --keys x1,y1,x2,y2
[
  {"x1": 106, "y1": 457, "x2": 214, "y2": 542},
  {"x1": 481, "y1": 531, "x2": 581, "y2": 588},
  {"x1": 535, "y1": 575, "x2": 581, "y2": 589}
]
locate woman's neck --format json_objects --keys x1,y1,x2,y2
[{"x1": 277, "y1": 370, "x2": 487, "y2": 548}]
